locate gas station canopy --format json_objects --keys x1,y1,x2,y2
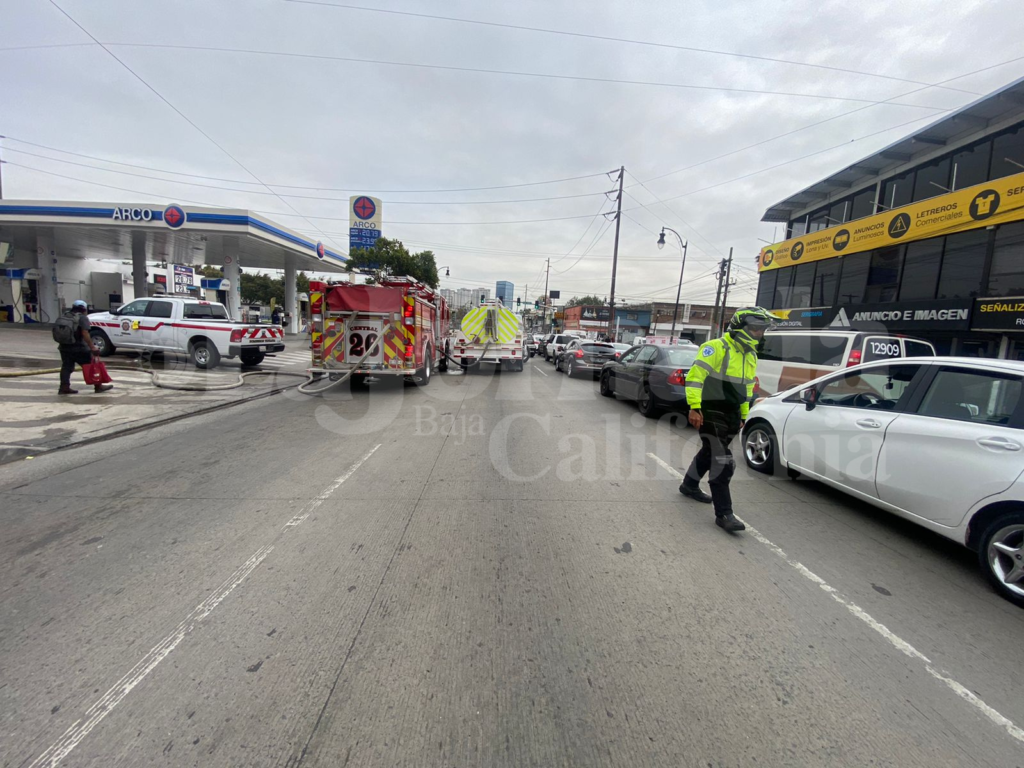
[{"x1": 0, "y1": 200, "x2": 348, "y2": 272}]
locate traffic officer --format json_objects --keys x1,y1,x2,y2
[{"x1": 678, "y1": 307, "x2": 777, "y2": 532}]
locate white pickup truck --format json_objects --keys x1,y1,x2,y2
[{"x1": 87, "y1": 297, "x2": 285, "y2": 369}]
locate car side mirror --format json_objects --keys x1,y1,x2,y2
[{"x1": 800, "y1": 388, "x2": 817, "y2": 410}]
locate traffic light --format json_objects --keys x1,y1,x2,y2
[
  {"x1": 534, "y1": 299, "x2": 540, "y2": 309},
  {"x1": 516, "y1": 297, "x2": 521, "y2": 307}
]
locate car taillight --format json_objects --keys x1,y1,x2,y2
[
  {"x1": 230, "y1": 329, "x2": 244, "y2": 343},
  {"x1": 614, "y1": 352, "x2": 621, "y2": 358},
  {"x1": 667, "y1": 369, "x2": 686, "y2": 386},
  {"x1": 575, "y1": 350, "x2": 584, "y2": 358},
  {"x1": 847, "y1": 349, "x2": 862, "y2": 367}
]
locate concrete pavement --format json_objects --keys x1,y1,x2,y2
[
  {"x1": 0, "y1": 325, "x2": 312, "y2": 464},
  {"x1": 1, "y1": 360, "x2": 1022, "y2": 767}
]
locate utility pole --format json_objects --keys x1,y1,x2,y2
[
  {"x1": 543, "y1": 257, "x2": 551, "y2": 333},
  {"x1": 720, "y1": 247, "x2": 734, "y2": 333},
  {"x1": 710, "y1": 257, "x2": 728, "y2": 338},
  {"x1": 0, "y1": 138, "x2": 4, "y2": 199},
  {"x1": 607, "y1": 166, "x2": 624, "y2": 339}
]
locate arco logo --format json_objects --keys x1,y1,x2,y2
[
  {"x1": 353, "y1": 196, "x2": 376, "y2": 220},
  {"x1": 316, "y1": 242, "x2": 325, "y2": 260},
  {"x1": 163, "y1": 205, "x2": 185, "y2": 229}
]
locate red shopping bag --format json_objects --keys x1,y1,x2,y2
[{"x1": 82, "y1": 359, "x2": 113, "y2": 385}]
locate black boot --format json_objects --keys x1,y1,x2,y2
[
  {"x1": 715, "y1": 514, "x2": 746, "y2": 533},
  {"x1": 679, "y1": 484, "x2": 713, "y2": 504}
]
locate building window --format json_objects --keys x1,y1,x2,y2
[
  {"x1": 812, "y1": 259, "x2": 840, "y2": 306},
  {"x1": 937, "y1": 229, "x2": 989, "y2": 299},
  {"x1": 756, "y1": 270, "x2": 778, "y2": 308},
  {"x1": 911, "y1": 157, "x2": 952, "y2": 202},
  {"x1": 773, "y1": 266, "x2": 796, "y2": 308},
  {"x1": 951, "y1": 140, "x2": 992, "y2": 190},
  {"x1": 828, "y1": 200, "x2": 849, "y2": 225},
  {"x1": 790, "y1": 262, "x2": 816, "y2": 308},
  {"x1": 990, "y1": 125, "x2": 1024, "y2": 180},
  {"x1": 807, "y1": 208, "x2": 830, "y2": 233},
  {"x1": 836, "y1": 252, "x2": 870, "y2": 304},
  {"x1": 789, "y1": 218, "x2": 807, "y2": 238},
  {"x1": 987, "y1": 221, "x2": 1024, "y2": 297},
  {"x1": 881, "y1": 170, "x2": 914, "y2": 211},
  {"x1": 899, "y1": 237, "x2": 943, "y2": 301},
  {"x1": 865, "y1": 247, "x2": 902, "y2": 302},
  {"x1": 849, "y1": 188, "x2": 876, "y2": 220}
]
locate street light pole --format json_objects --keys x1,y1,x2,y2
[{"x1": 657, "y1": 227, "x2": 688, "y2": 341}]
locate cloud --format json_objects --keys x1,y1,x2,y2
[{"x1": 2, "y1": 0, "x2": 1021, "y2": 306}]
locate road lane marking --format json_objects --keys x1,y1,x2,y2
[
  {"x1": 284, "y1": 443, "x2": 382, "y2": 528},
  {"x1": 533, "y1": 366, "x2": 548, "y2": 377},
  {"x1": 28, "y1": 545, "x2": 274, "y2": 768},
  {"x1": 647, "y1": 452, "x2": 1024, "y2": 746}
]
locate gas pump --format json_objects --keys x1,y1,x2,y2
[{"x1": 23, "y1": 276, "x2": 41, "y2": 323}]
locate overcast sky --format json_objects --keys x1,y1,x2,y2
[{"x1": 3, "y1": 0, "x2": 1023, "y2": 306}]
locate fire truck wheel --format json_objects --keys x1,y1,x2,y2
[
  {"x1": 438, "y1": 344, "x2": 449, "y2": 372},
  {"x1": 414, "y1": 348, "x2": 433, "y2": 386}
]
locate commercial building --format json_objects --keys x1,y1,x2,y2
[
  {"x1": 649, "y1": 302, "x2": 739, "y2": 345},
  {"x1": 0, "y1": 200, "x2": 347, "y2": 332},
  {"x1": 495, "y1": 280, "x2": 514, "y2": 306},
  {"x1": 562, "y1": 305, "x2": 652, "y2": 341},
  {"x1": 757, "y1": 77, "x2": 1024, "y2": 359}
]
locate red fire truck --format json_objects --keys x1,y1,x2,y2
[{"x1": 308, "y1": 277, "x2": 451, "y2": 387}]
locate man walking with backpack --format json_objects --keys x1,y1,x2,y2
[{"x1": 53, "y1": 300, "x2": 113, "y2": 395}]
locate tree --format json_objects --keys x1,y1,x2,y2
[
  {"x1": 240, "y1": 272, "x2": 284, "y2": 305},
  {"x1": 346, "y1": 237, "x2": 440, "y2": 288},
  {"x1": 565, "y1": 295, "x2": 606, "y2": 308},
  {"x1": 296, "y1": 271, "x2": 310, "y2": 295},
  {"x1": 199, "y1": 264, "x2": 223, "y2": 278}
]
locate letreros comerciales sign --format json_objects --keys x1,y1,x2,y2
[{"x1": 759, "y1": 171, "x2": 1024, "y2": 272}]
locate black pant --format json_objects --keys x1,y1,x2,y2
[
  {"x1": 683, "y1": 408, "x2": 742, "y2": 517},
  {"x1": 59, "y1": 346, "x2": 92, "y2": 390}
]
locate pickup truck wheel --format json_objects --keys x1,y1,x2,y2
[
  {"x1": 190, "y1": 340, "x2": 220, "y2": 369},
  {"x1": 239, "y1": 350, "x2": 265, "y2": 367},
  {"x1": 91, "y1": 331, "x2": 115, "y2": 357}
]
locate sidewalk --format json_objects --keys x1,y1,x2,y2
[{"x1": 0, "y1": 325, "x2": 312, "y2": 464}]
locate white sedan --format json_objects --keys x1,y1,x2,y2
[{"x1": 742, "y1": 357, "x2": 1024, "y2": 606}]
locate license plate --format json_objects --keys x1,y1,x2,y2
[{"x1": 260, "y1": 345, "x2": 268, "y2": 351}]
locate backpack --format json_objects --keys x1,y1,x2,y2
[{"x1": 52, "y1": 311, "x2": 78, "y2": 345}]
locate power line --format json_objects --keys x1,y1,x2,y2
[
  {"x1": 636, "y1": 53, "x2": 1024, "y2": 185},
  {"x1": 282, "y1": 0, "x2": 980, "y2": 96},
  {"x1": 3, "y1": 162, "x2": 609, "y2": 226},
  {"x1": 555, "y1": 217, "x2": 614, "y2": 274},
  {"x1": 0, "y1": 135, "x2": 612, "y2": 194},
  {"x1": 0, "y1": 146, "x2": 613, "y2": 206},
  {"x1": 45, "y1": 1, "x2": 342, "y2": 253},
  {"x1": 108, "y1": 42, "x2": 950, "y2": 109}
]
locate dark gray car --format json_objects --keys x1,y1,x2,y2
[{"x1": 555, "y1": 340, "x2": 618, "y2": 378}]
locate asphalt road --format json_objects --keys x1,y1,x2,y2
[{"x1": 2, "y1": 358, "x2": 1023, "y2": 767}]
